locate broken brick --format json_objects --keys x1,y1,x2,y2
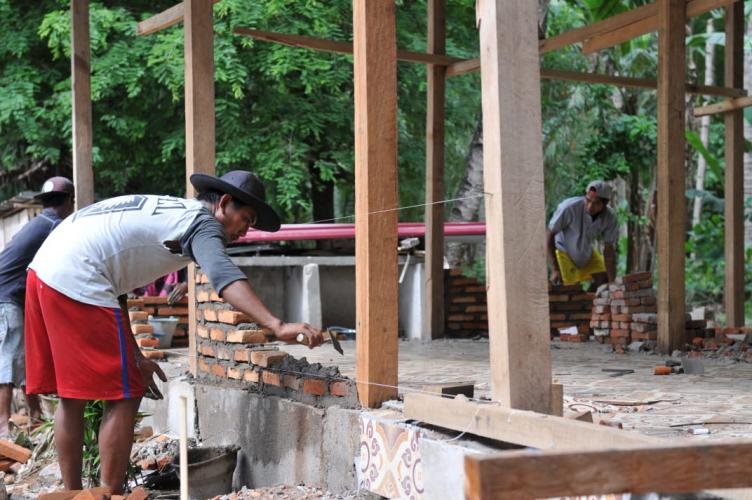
[
  {"x1": 654, "y1": 366, "x2": 671, "y2": 375},
  {"x1": 283, "y1": 374, "x2": 302, "y2": 391}
]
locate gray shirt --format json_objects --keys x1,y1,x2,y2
[{"x1": 548, "y1": 196, "x2": 618, "y2": 268}]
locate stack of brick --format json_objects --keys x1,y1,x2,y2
[
  {"x1": 445, "y1": 269, "x2": 488, "y2": 338},
  {"x1": 590, "y1": 271, "x2": 656, "y2": 348},
  {"x1": 127, "y1": 296, "x2": 189, "y2": 348},
  {"x1": 194, "y1": 270, "x2": 359, "y2": 407},
  {"x1": 549, "y1": 285, "x2": 594, "y2": 341},
  {"x1": 127, "y1": 298, "x2": 164, "y2": 359}
]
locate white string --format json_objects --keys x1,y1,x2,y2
[{"x1": 283, "y1": 193, "x2": 490, "y2": 226}]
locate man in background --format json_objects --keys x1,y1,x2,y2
[
  {"x1": 547, "y1": 180, "x2": 617, "y2": 288},
  {"x1": 0, "y1": 177, "x2": 75, "y2": 436}
]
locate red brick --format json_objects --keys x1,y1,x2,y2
[
  {"x1": 157, "y1": 306, "x2": 189, "y2": 316},
  {"x1": 129, "y1": 311, "x2": 149, "y2": 322},
  {"x1": 142, "y1": 306, "x2": 156, "y2": 315},
  {"x1": 196, "y1": 289, "x2": 211, "y2": 303},
  {"x1": 197, "y1": 325, "x2": 210, "y2": 339},
  {"x1": 244, "y1": 369, "x2": 260, "y2": 383},
  {"x1": 136, "y1": 337, "x2": 160, "y2": 348},
  {"x1": 610, "y1": 329, "x2": 630, "y2": 338},
  {"x1": 465, "y1": 286, "x2": 486, "y2": 293},
  {"x1": 198, "y1": 358, "x2": 210, "y2": 374},
  {"x1": 234, "y1": 349, "x2": 252, "y2": 363},
  {"x1": 550, "y1": 313, "x2": 567, "y2": 321},
  {"x1": 132, "y1": 324, "x2": 153, "y2": 335},
  {"x1": 569, "y1": 312, "x2": 592, "y2": 320},
  {"x1": 226, "y1": 329, "x2": 268, "y2": 344},
  {"x1": 217, "y1": 310, "x2": 251, "y2": 325},
  {"x1": 143, "y1": 296, "x2": 170, "y2": 305},
  {"x1": 329, "y1": 381, "x2": 352, "y2": 397},
  {"x1": 210, "y1": 328, "x2": 227, "y2": 342},
  {"x1": 623, "y1": 271, "x2": 652, "y2": 282},
  {"x1": 466, "y1": 305, "x2": 487, "y2": 313},
  {"x1": 548, "y1": 294, "x2": 570, "y2": 302},
  {"x1": 216, "y1": 346, "x2": 233, "y2": 361},
  {"x1": 261, "y1": 370, "x2": 281, "y2": 386},
  {"x1": 250, "y1": 350, "x2": 288, "y2": 367},
  {"x1": 127, "y1": 298, "x2": 145, "y2": 309},
  {"x1": 654, "y1": 366, "x2": 671, "y2": 375},
  {"x1": 210, "y1": 290, "x2": 223, "y2": 302},
  {"x1": 227, "y1": 366, "x2": 245, "y2": 380},
  {"x1": 571, "y1": 293, "x2": 595, "y2": 302},
  {"x1": 203, "y1": 308, "x2": 218, "y2": 322},
  {"x1": 210, "y1": 363, "x2": 227, "y2": 378},
  {"x1": 303, "y1": 378, "x2": 327, "y2": 396},
  {"x1": 197, "y1": 272, "x2": 209, "y2": 284},
  {"x1": 451, "y1": 296, "x2": 476, "y2": 304},
  {"x1": 199, "y1": 344, "x2": 216, "y2": 357}
]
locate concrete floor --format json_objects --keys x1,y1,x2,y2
[{"x1": 280, "y1": 339, "x2": 752, "y2": 440}]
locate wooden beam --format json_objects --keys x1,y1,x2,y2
[
  {"x1": 232, "y1": 27, "x2": 746, "y2": 100},
  {"x1": 695, "y1": 96, "x2": 752, "y2": 116},
  {"x1": 404, "y1": 393, "x2": 660, "y2": 450},
  {"x1": 543, "y1": 0, "x2": 736, "y2": 56},
  {"x1": 136, "y1": 0, "x2": 220, "y2": 36},
  {"x1": 539, "y1": 1, "x2": 657, "y2": 54},
  {"x1": 353, "y1": 0, "x2": 398, "y2": 408},
  {"x1": 233, "y1": 27, "x2": 461, "y2": 66},
  {"x1": 423, "y1": 0, "x2": 446, "y2": 341},
  {"x1": 656, "y1": 0, "x2": 686, "y2": 353},
  {"x1": 465, "y1": 441, "x2": 752, "y2": 499},
  {"x1": 477, "y1": 0, "x2": 552, "y2": 412},
  {"x1": 184, "y1": 0, "x2": 215, "y2": 376},
  {"x1": 724, "y1": 0, "x2": 745, "y2": 326},
  {"x1": 71, "y1": 0, "x2": 94, "y2": 209}
]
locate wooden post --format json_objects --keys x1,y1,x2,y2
[
  {"x1": 724, "y1": 0, "x2": 745, "y2": 326},
  {"x1": 184, "y1": 0, "x2": 215, "y2": 375},
  {"x1": 353, "y1": 0, "x2": 399, "y2": 408},
  {"x1": 423, "y1": 0, "x2": 446, "y2": 340},
  {"x1": 71, "y1": 0, "x2": 94, "y2": 209},
  {"x1": 656, "y1": 0, "x2": 686, "y2": 353},
  {"x1": 477, "y1": 0, "x2": 552, "y2": 412}
]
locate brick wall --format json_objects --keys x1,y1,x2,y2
[
  {"x1": 444, "y1": 269, "x2": 595, "y2": 340},
  {"x1": 193, "y1": 270, "x2": 359, "y2": 408}
]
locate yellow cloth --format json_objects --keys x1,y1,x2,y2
[{"x1": 555, "y1": 249, "x2": 606, "y2": 285}]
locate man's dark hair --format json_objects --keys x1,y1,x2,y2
[
  {"x1": 196, "y1": 189, "x2": 248, "y2": 209},
  {"x1": 41, "y1": 192, "x2": 72, "y2": 208}
]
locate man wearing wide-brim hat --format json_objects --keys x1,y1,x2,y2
[{"x1": 26, "y1": 170, "x2": 324, "y2": 494}]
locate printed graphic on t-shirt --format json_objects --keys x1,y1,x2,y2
[
  {"x1": 74, "y1": 195, "x2": 148, "y2": 221},
  {"x1": 73, "y1": 195, "x2": 189, "y2": 221}
]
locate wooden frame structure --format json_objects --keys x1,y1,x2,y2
[{"x1": 68, "y1": 0, "x2": 749, "y2": 494}]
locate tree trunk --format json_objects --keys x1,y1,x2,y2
[
  {"x1": 744, "y1": 16, "x2": 752, "y2": 246},
  {"x1": 446, "y1": 0, "x2": 550, "y2": 267},
  {"x1": 692, "y1": 19, "x2": 715, "y2": 228}
]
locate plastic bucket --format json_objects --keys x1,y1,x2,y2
[
  {"x1": 148, "y1": 316, "x2": 179, "y2": 349},
  {"x1": 173, "y1": 446, "x2": 238, "y2": 500}
]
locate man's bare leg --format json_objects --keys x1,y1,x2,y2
[
  {"x1": 99, "y1": 398, "x2": 141, "y2": 495},
  {"x1": 0, "y1": 384, "x2": 12, "y2": 437},
  {"x1": 55, "y1": 398, "x2": 87, "y2": 490},
  {"x1": 24, "y1": 389, "x2": 42, "y2": 423}
]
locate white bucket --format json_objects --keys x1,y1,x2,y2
[{"x1": 148, "y1": 316, "x2": 179, "y2": 349}]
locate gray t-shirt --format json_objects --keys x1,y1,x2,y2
[{"x1": 548, "y1": 196, "x2": 618, "y2": 268}]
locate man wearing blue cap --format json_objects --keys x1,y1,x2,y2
[
  {"x1": 0, "y1": 177, "x2": 75, "y2": 437},
  {"x1": 547, "y1": 180, "x2": 618, "y2": 287}
]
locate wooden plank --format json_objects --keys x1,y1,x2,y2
[
  {"x1": 656, "y1": 0, "x2": 686, "y2": 354},
  {"x1": 136, "y1": 0, "x2": 220, "y2": 36},
  {"x1": 724, "y1": 0, "x2": 745, "y2": 326},
  {"x1": 582, "y1": 0, "x2": 737, "y2": 54},
  {"x1": 465, "y1": 441, "x2": 752, "y2": 499},
  {"x1": 447, "y1": 63, "x2": 743, "y2": 97},
  {"x1": 353, "y1": 0, "x2": 398, "y2": 408},
  {"x1": 0, "y1": 439, "x2": 31, "y2": 463},
  {"x1": 423, "y1": 0, "x2": 446, "y2": 340},
  {"x1": 184, "y1": 0, "x2": 215, "y2": 376},
  {"x1": 404, "y1": 393, "x2": 660, "y2": 450},
  {"x1": 549, "y1": 382, "x2": 563, "y2": 416},
  {"x1": 233, "y1": 27, "x2": 461, "y2": 66},
  {"x1": 478, "y1": 0, "x2": 552, "y2": 412},
  {"x1": 71, "y1": 0, "x2": 94, "y2": 210},
  {"x1": 695, "y1": 96, "x2": 752, "y2": 116}
]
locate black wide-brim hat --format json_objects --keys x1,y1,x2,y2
[{"x1": 190, "y1": 170, "x2": 281, "y2": 232}]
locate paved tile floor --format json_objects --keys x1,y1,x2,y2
[{"x1": 281, "y1": 339, "x2": 752, "y2": 440}]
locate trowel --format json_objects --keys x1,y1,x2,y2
[{"x1": 296, "y1": 328, "x2": 345, "y2": 355}]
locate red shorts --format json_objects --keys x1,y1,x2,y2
[{"x1": 24, "y1": 269, "x2": 145, "y2": 400}]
